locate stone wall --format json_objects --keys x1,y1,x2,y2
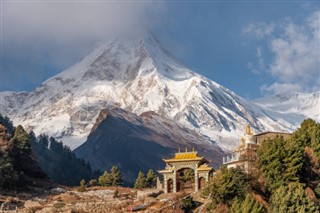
[{"x1": 255, "y1": 132, "x2": 291, "y2": 145}]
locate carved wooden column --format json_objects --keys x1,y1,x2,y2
[
  {"x1": 164, "y1": 175, "x2": 168, "y2": 193},
  {"x1": 173, "y1": 167, "x2": 177, "y2": 193},
  {"x1": 194, "y1": 164, "x2": 199, "y2": 191}
]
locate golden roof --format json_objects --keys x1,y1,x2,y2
[
  {"x1": 197, "y1": 164, "x2": 213, "y2": 171},
  {"x1": 164, "y1": 151, "x2": 204, "y2": 163}
]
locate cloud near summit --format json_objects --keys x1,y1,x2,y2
[
  {"x1": 3, "y1": 1, "x2": 165, "y2": 43},
  {"x1": 1, "y1": 1, "x2": 166, "y2": 91}
]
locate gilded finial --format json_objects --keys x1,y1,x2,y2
[
  {"x1": 246, "y1": 124, "x2": 251, "y2": 134},
  {"x1": 192, "y1": 146, "x2": 195, "y2": 152},
  {"x1": 178, "y1": 147, "x2": 180, "y2": 153},
  {"x1": 185, "y1": 146, "x2": 188, "y2": 152}
]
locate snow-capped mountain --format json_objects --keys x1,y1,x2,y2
[
  {"x1": 0, "y1": 34, "x2": 318, "y2": 150},
  {"x1": 253, "y1": 91, "x2": 319, "y2": 120}
]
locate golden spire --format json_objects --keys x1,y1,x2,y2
[
  {"x1": 192, "y1": 146, "x2": 195, "y2": 152},
  {"x1": 185, "y1": 146, "x2": 188, "y2": 152},
  {"x1": 178, "y1": 147, "x2": 180, "y2": 153},
  {"x1": 246, "y1": 124, "x2": 252, "y2": 134}
]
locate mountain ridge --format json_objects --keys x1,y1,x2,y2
[
  {"x1": 0, "y1": 34, "x2": 318, "y2": 150},
  {"x1": 74, "y1": 106, "x2": 226, "y2": 184}
]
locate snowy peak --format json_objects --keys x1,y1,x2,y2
[
  {"x1": 52, "y1": 34, "x2": 195, "y2": 84},
  {"x1": 253, "y1": 91, "x2": 320, "y2": 121},
  {"x1": 0, "y1": 34, "x2": 318, "y2": 151}
]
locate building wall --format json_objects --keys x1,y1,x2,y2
[{"x1": 255, "y1": 132, "x2": 291, "y2": 145}]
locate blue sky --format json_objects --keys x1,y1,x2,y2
[{"x1": 1, "y1": 1, "x2": 319, "y2": 99}]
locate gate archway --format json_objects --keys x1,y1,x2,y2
[
  {"x1": 177, "y1": 168, "x2": 195, "y2": 192},
  {"x1": 198, "y1": 177, "x2": 206, "y2": 189},
  {"x1": 167, "y1": 179, "x2": 173, "y2": 193}
]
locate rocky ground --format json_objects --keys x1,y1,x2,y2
[{"x1": 0, "y1": 186, "x2": 210, "y2": 212}]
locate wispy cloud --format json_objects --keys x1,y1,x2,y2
[
  {"x1": 242, "y1": 22, "x2": 275, "y2": 39},
  {"x1": 260, "y1": 83, "x2": 302, "y2": 95},
  {"x1": 247, "y1": 47, "x2": 266, "y2": 74}
]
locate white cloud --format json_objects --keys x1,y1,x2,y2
[
  {"x1": 247, "y1": 47, "x2": 266, "y2": 74},
  {"x1": 245, "y1": 10, "x2": 320, "y2": 95},
  {"x1": 1, "y1": 1, "x2": 166, "y2": 90},
  {"x1": 242, "y1": 22, "x2": 275, "y2": 39},
  {"x1": 260, "y1": 83, "x2": 302, "y2": 95},
  {"x1": 270, "y1": 20, "x2": 319, "y2": 83},
  {"x1": 3, "y1": 1, "x2": 165, "y2": 43}
]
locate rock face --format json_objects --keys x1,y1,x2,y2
[
  {"x1": 0, "y1": 34, "x2": 318, "y2": 150},
  {"x1": 75, "y1": 106, "x2": 226, "y2": 184}
]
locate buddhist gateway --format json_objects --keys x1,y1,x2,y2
[
  {"x1": 158, "y1": 147, "x2": 214, "y2": 193},
  {"x1": 158, "y1": 124, "x2": 291, "y2": 193}
]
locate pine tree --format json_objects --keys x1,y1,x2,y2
[
  {"x1": 230, "y1": 194, "x2": 265, "y2": 213},
  {"x1": 270, "y1": 182, "x2": 318, "y2": 213},
  {"x1": 8, "y1": 125, "x2": 32, "y2": 180},
  {"x1": 0, "y1": 114, "x2": 14, "y2": 134},
  {"x1": 98, "y1": 171, "x2": 113, "y2": 186},
  {"x1": 38, "y1": 134, "x2": 49, "y2": 148},
  {"x1": 9, "y1": 125, "x2": 31, "y2": 157},
  {"x1": 257, "y1": 136, "x2": 287, "y2": 191},
  {"x1": 146, "y1": 169, "x2": 157, "y2": 188},
  {"x1": 282, "y1": 137, "x2": 303, "y2": 183},
  {"x1": 311, "y1": 123, "x2": 320, "y2": 159},
  {"x1": 134, "y1": 171, "x2": 146, "y2": 189},
  {"x1": 110, "y1": 166, "x2": 123, "y2": 186},
  {"x1": 208, "y1": 167, "x2": 251, "y2": 207},
  {"x1": 0, "y1": 157, "x2": 20, "y2": 189}
]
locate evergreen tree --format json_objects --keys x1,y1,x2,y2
[
  {"x1": 134, "y1": 171, "x2": 146, "y2": 189},
  {"x1": 283, "y1": 137, "x2": 304, "y2": 183},
  {"x1": 0, "y1": 114, "x2": 14, "y2": 134},
  {"x1": 257, "y1": 135, "x2": 303, "y2": 192},
  {"x1": 146, "y1": 169, "x2": 157, "y2": 188},
  {"x1": 31, "y1": 134, "x2": 96, "y2": 186},
  {"x1": 0, "y1": 157, "x2": 20, "y2": 189},
  {"x1": 98, "y1": 171, "x2": 113, "y2": 186},
  {"x1": 9, "y1": 125, "x2": 31, "y2": 157},
  {"x1": 311, "y1": 123, "x2": 320, "y2": 159},
  {"x1": 110, "y1": 166, "x2": 123, "y2": 186},
  {"x1": 230, "y1": 194, "x2": 265, "y2": 213},
  {"x1": 38, "y1": 134, "x2": 49, "y2": 148},
  {"x1": 270, "y1": 182, "x2": 318, "y2": 213},
  {"x1": 8, "y1": 125, "x2": 32, "y2": 180},
  {"x1": 207, "y1": 167, "x2": 251, "y2": 208}
]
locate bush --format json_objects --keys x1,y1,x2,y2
[
  {"x1": 78, "y1": 179, "x2": 86, "y2": 192},
  {"x1": 89, "y1": 179, "x2": 97, "y2": 187},
  {"x1": 181, "y1": 196, "x2": 194, "y2": 213},
  {"x1": 113, "y1": 190, "x2": 120, "y2": 198}
]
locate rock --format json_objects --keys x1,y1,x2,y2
[
  {"x1": 50, "y1": 187, "x2": 66, "y2": 194},
  {"x1": 24, "y1": 200, "x2": 42, "y2": 209}
]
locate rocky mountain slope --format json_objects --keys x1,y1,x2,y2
[
  {"x1": 0, "y1": 34, "x2": 318, "y2": 150},
  {"x1": 253, "y1": 91, "x2": 319, "y2": 128},
  {"x1": 74, "y1": 106, "x2": 225, "y2": 184}
]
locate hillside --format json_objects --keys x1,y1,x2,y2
[{"x1": 75, "y1": 106, "x2": 226, "y2": 184}]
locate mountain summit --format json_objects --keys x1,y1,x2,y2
[{"x1": 0, "y1": 34, "x2": 317, "y2": 149}]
